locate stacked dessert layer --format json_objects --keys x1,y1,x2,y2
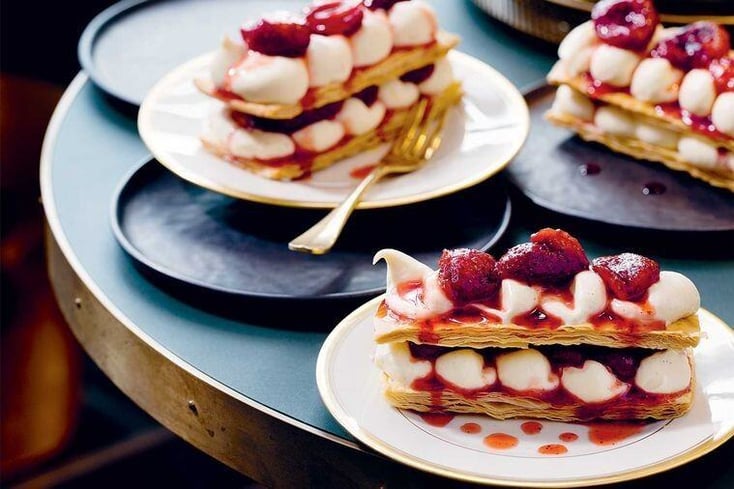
[
  {"x1": 546, "y1": 0, "x2": 734, "y2": 190},
  {"x1": 372, "y1": 229, "x2": 701, "y2": 421},
  {"x1": 196, "y1": 0, "x2": 462, "y2": 180}
]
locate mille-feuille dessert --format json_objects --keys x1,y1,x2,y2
[
  {"x1": 197, "y1": 0, "x2": 462, "y2": 180},
  {"x1": 372, "y1": 228, "x2": 701, "y2": 421},
  {"x1": 546, "y1": 0, "x2": 734, "y2": 190}
]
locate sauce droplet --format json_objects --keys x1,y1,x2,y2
[
  {"x1": 587, "y1": 422, "x2": 645, "y2": 446},
  {"x1": 559, "y1": 432, "x2": 579, "y2": 442},
  {"x1": 579, "y1": 163, "x2": 601, "y2": 176},
  {"x1": 419, "y1": 412, "x2": 454, "y2": 427},
  {"x1": 538, "y1": 443, "x2": 568, "y2": 455},
  {"x1": 642, "y1": 181, "x2": 666, "y2": 196},
  {"x1": 521, "y1": 421, "x2": 543, "y2": 435},
  {"x1": 460, "y1": 422, "x2": 481, "y2": 434},
  {"x1": 483, "y1": 433, "x2": 519, "y2": 450}
]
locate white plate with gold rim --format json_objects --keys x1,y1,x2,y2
[
  {"x1": 316, "y1": 296, "x2": 734, "y2": 487},
  {"x1": 137, "y1": 50, "x2": 528, "y2": 209}
]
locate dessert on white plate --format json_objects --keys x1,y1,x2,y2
[
  {"x1": 196, "y1": 0, "x2": 462, "y2": 180},
  {"x1": 372, "y1": 228, "x2": 700, "y2": 421},
  {"x1": 546, "y1": 0, "x2": 734, "y2": 191}
]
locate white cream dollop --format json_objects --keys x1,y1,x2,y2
[
  {"x1": 542, "y1": 271, "x2": 607, "y2": 325},
  {"x1": 306, "y1": 34, "x2": 353, "y2": 87},
  {"x1": 211, "y1": 36, "x2": 246, "y2": 87},
  {"x1": 557, "y1": 21, "x2": 598, "y2": 77},
  {"x1": 635, "y1": 350, "x2": 691, "y2": 394},
  {"x1": 471, "y1": 279, "x2": 539, "y2": 324},
  {"x1": 678, "y1": 136, "x2": 719, "y2": 169},
  {"x1": 418, "y1": 57, "x2": 454, "y2": 95},
  {"x1": 229, "y1": 51, "x2": 309, "y2": 104},
  {"x1": 594, "y1": 106, "x2": 636, "y2": 137},
  {"x1": 635, "y1": 122, "x2": 679, "y2": 150},
  {"x1": 496, "y1": 349, "x2": 559, "y2": 392},
  {"x1": 336, "y1": 98, "x2": 386, "y2": 135},
  {"x1": 679, "y1": 69, "x2": 716, "y2": 116},
  {"x1": 205, "y1": 109, "x2": 296, "y2": 160},
  {"x1": 389, "y1": 0, "x2": 437, "y2": 47},
  {"x1": 561, "y1": 360, "x2": 629, "y2": 403},
  {"x1": 350, "y1": 8, "x2": 393, "y2": 67},
  {"x1": 435, "y1": 349, "x2": 497, "y2": 390},
  {"x1": 551, "y1": 85, "x2": 595, "y2": 121},
  {"x1": 374, "y1": 342, "x2": 431, "y2": 386},
  {"x1": 611, "y1": 271, "x2": 700, "y2": 325},
  {"x1": 712, "y1": 92, "x2": 734, "y2": 137},
  {"x1": 292, "y1": 119, "x2": 344, "y2": 152},
  {"x1": 373, "y1": 249, "x2": 453, "y2": 319},
  {"x1": 630, "y1": 58, "x2": 682, "y2": 104},
  {"x1": 378, "y1": 79, "x2": 420, "y2": 109},
  {"x1": 589, "y1": 45, "x2": 641, "y2": 87}
]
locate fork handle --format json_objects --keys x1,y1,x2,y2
[{"x1": 288, "y1": 166, "x2": 387, "y2": 255}]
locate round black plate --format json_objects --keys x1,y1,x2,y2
[
  {"x1": 112, "y1": 159, "x2": 512, "y2": 301},
  {"x1": 506, "y1": 84, "x2": 734, "y2": 232},
  {"x1": 78, "y1": 0, "x2": 302, "y2": 106}
]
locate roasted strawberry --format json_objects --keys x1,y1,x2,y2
[
  {"x1": 709, "y1": 56, "x2": 734, "y2": 93},
  {"x1": 305, "y1": 1, "x2": 364, "y2": 36},
  {"x1": 400, "y1": 64, "x2": 435, "y2": 84},
  {"x1": 591, "y1": 0, "x2": 659, "y2": 52},
  {"x1": 651, "y1": 22, "x2": 731, "y2": 71},
  {"x1": 241, "y1": 16, "x2": 311, "y2": 57},
  {"x1": 591, "y1": 253, "x2": 660, "y2": 301},
  {"x1": 497, "y1": 229, "x2": 590, "y2": 285},
  {"x1": 437, "y1": 249, "x2": 500, "y2": 305}
]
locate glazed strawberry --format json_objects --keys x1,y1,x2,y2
[
  {"x1": 241, "y1": 16, "x2": 311, "y2": 57},
  {"x1": 437, "y1": 249, "x2": 500, "y2": 305},
  {"x1": 497, "y1": 229, "x2": 590, "y2": 285},
  {"x1": 245, "y1": 100, "x2": 345, "y2": 134},
  {"x1": 709, "y1": 57, "x2": 734, "y2": 93},
  {"x1": 400, "y1": 64, "x2": 435, "y2": 84},
  {"x1": 591, "y1": 253, "x2": 660, "y2": 301},
  {"x1": 305, "y1": 1, "x2": 364, "y2": 36},
  {"x1": 363, "y1": 0, "x2": 408, "y2": 10},
  {"x1": 591, "y1": 0, "x2": 659, "y2": 52},
  {"x1": 651, "y1": 22, "x2": 731, "y2": 71}
]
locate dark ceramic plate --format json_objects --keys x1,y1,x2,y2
[
  {"x1": 78, "y1": 0, "x2": 301, "y2": 106},
  {"x1": 506, "y1": 84, "x2": 734, "y2": 232},
  {"x1": 111, "y1": 159, "x2": 512, "y2": 301}
]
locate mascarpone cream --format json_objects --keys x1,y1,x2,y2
[
  {"x1": 374, "y1": 342, "x2": 431, "y2": 385},
  {"x1": 561, "y1": 360, "x2": 629, "y2": 403},
  {"x1": 378, "y1": 79, "x2": 420, "y2": 109},
  {"x1": 351, "y1": 9, "x2": 393, "y2": 67},
  {"x1": 712, "y1": 92, "x2": 734, "y2": 137},
  {"x1": 306, "y1": 34, "x2": 353, "y2": 87},
  {"x1": 292, "y1": 119, "x2": 345, "y2": 152},
  {"x1": 336, "y1": 98, "x2": 386, "y2": 135},
  {"x1": 435, "y1": 349, "x2": 497, "y2": 390},
  {"x1": 228, "y1": 51, "x2": 309, "y2": 104},
  {"x1": 630, "y1": 58, "x2": 682, "y2": 104},
  {"x1": 635, "y1": 349, "x2": 691, "y2": 394},
  {"x1": 589, "y1": 45, "x2": 640, "y2": 87},
  {"x1": 389, "y1": 0, "x2": 437, "y2": 47},
  {"x1": 496, "y1": 349, "x2": 559, "y2": 392}
]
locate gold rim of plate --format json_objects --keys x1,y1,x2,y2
[
  {"x1": 316, "y1": 296, "x2": 734, "y2": 488},
  {"x1": 137, "y1": 51, "x2": 530, "y2": 210}
]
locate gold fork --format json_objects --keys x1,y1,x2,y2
[{"x1": 288, "y1": 98, "x2": 449, "y2": 255}]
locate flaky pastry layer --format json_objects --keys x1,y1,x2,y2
[
  {"x1": 547, "y1": 61, "x2": 734, "y2": 152},
  {"x1": 374, "y1": 308, "x2": 700, "y2": 350},
  {"x1": 382, "y1": 375, "x2": 693, "y2": 422},
  {"x1": 545, "y1": 108, "x2": 734, "y2": 191},
  {"x1": 202, "y1": 81, "x2": 463, "y2": 180},
  {"x1": 196, "y1": 32, "x2": 460, "y2": 119}
]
